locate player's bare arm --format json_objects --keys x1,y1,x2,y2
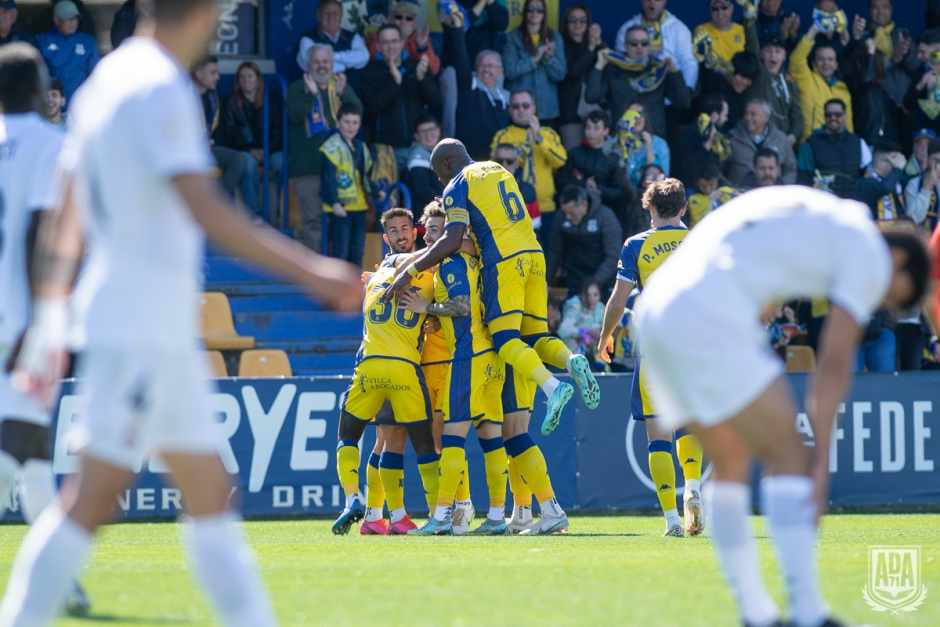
[
  {"x1": 386, "y1": 223, "x2": 465, "y2": 298},
  {"x1": 598, "y1": 279, "x2": 633, "y2": 363},
  {"x1": 804, "y1": 304, "x2": 862, "y2": 522},
  {"x1": 174, "y1": 173, "x2": 362, "y2": 312},
  {"x1": 400, "y1": 290, "x2": 470, "y2": 317},
  {"x1": 13, "y1": 176, "x2": 84, "y2": 405}
]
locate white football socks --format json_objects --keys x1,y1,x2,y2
[
  {"x1": 19, "y1": 460, "x2": 57, "y2": 524},
  {"x1": 487, "y1": 506, "x2": 504, "y2": 522},
  {"x1": 539, "y1": 498, "x2": 564, "y2": 518},
  {"x1": 664, "y1": 508, "x2": 681, "y2": 528},
  {"x1": 540, "y1": 377, "x2": 560, "y2": 396},
  {"x1": 762, "y1": 475, "x2": 829, "y2": 627},
  {"x1": 0, "y1": 505, "x2": 92, "y2": 626},
  {"x1": 389, "y1": 507, "x2": 407, "y2": 523},
  {"x1": 181, "y1": 512, "x2": 276, "y2": 627},
  {"x1": 705, "y1": 481, "x2": 780, "y2": 626}
]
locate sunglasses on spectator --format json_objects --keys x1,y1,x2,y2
[
  {"x1": 527, "y1": 7, "x2": 546, "y2": 14},
  {"x1": 393, "y1": 14, "x2": 416, "y2": 21},
  {"x1": 567, "y1": 17, "x2": 588, "y2": 25},
  {"x1": 627, "y1": 39, "x2": 650, "y2": 47},
  {"x1": 511, "y1": 102, "x2": 533, "y2": 110},
  {"x1": 711, "y1": 4, "x2": 732, "y2": 11}
]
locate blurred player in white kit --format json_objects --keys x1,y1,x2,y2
[
  {"x1": 633, "y1": 187, "x2": 930, "y2": 627},
  {"x1": 0, "y1": 42, "x2": 89, "y2": 618},
  {"x1": 0, "y1": 1, "x2": 362, "y2": 625}
]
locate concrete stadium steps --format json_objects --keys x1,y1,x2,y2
[
  {"x1": 204, "y1": 252, "x2": 362, "y2": 374},
  {"x1": 259, "y1": 340, "x2": 359, "y2": 375}
]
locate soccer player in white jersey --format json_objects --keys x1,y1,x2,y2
[
  {"x1": 633, "y1": 187, "x2": 930, "y2": 627},
  {"x1": 0, "y1": 1, "x2": 362, "y2": 625},
  {"x1": 0, "y1": 42, "x2": 90, "y2": 618}
]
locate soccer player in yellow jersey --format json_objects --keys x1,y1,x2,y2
[
  {"x1": 358, "y1": 208, "x2": 428, "y2": 536},
  {"x1": 332, "y1": 243, "x2": 440, "y2": 536},
  {"x1": 387, "y1": 139, "x2": 600, "y2": 438},
  {"x1": 401, "y1": 204, "x2": 512, "y2": 536},
  {"x1": 597, "y1": 179, "x2": 705, "y2": 537}
]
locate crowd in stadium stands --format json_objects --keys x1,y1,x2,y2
[{"x1": 5, "y1": 0, "x2": 940, "y2": 371}]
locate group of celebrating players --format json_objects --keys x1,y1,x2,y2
[
  {"x1": 331, "y1": 143, "x2": 603, "y2": 537},
  {"x1": 2, "y1": 0, "x2": 940, "y2": 625}
]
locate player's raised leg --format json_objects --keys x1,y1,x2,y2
[{"x1": 521, "y1": 252, "x2": 599, "y2": 411}]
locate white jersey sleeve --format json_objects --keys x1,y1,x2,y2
[{"x1": 136, "y1": 81, "x2": 213, "y2": 178}]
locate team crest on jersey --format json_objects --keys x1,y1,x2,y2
[
  {"x1": 47, "y1": 43, "x2": 59, "y2": 51},
  {"x1": 587, "y1": 219, "x2": 598, "y2": 233},
  {"x1": 445, "y1": 196, "x2": 454, "y2": 206},
  {"x1": 76, "y1": 44, "x2": 86, "y2": 55}
]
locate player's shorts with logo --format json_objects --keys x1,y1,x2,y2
[
  {"x1": 0, "y1": 347, "x2": 49, "y2": 427},
  {"x1": 481, "y1": 251, "x2": 550, "y2": 339},
  {"x1": 342, "y1": 357, "x2": 431, "y2": 424},
  {"x1": 440, "y1": 351, "x2": 504, "y2": 425},
  {"x1": 421, "y1": 361, "x2": 449, "y2": 415},
  {"x1": 502, "y1": 361, "x2": 537, "y2": 415},
  {"x1": 71, "y1": 347, "x2": 221, "y2": 470},
  {"x1": 630, "y1": 358, "x2": 656, "y2": 421}
]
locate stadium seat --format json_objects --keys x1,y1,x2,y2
[
  {"x1": 785, "y1": 346, "x2": 817, "y2": 373},
  {"x1": 200, "y1": 292, "x2": 256, "y2": 350},
  {"x1": 362, "y1": 232, "x2": 385, "y2": 271},
  {"x1": 238, "y1": 349, "x2": 293, "y2": 377},
  {"x1": 205, "y1": 350, "x2": 228, "y2": 377}
]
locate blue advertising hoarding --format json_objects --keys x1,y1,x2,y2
[{"x1": 1, "y1": 373, "x2": 937, "y2": 522}]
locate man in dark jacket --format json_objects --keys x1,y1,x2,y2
[
  {"x1": 547, "y1": 185, "x2": 623, "y2": 294},
  {"x1": 192, "y1": 56, "x2": 247, "y2": 202},
  {"x1": 797, "y1": 97, "x2": 872, "y2": 199},
  {"x1": 360, "y1": 23, "x2": 442, "y2": 155},
  {"x1": 444, "y1": 17, "x2": 510, "y2": 161},
  {"x1": 0, "y1": 1, "x2": 34, "y2": 47},
  {"x1": 287, "y1": 44, "x2": 362, "y2": 251},
  {"x1": 405, "y1": 114, "x2": 444, "y2": 218},
  {"x1": 556, "y1": 109, "x2": 631, "y2": 228},
  {"x1": 584, "y1": 25, "x2": 691, "y2": 137}
]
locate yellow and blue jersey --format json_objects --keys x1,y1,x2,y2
[
  {"x1": 434, "y1": 252, "x2": 493, "y2": 361},
  {"x1": 357, "y1": 254, "x2": 435, "y2": 365},
  {"x1": 618, "y1": 226, "x2": 687, "y2": 420},
  {"x1": 616, "y1": 225, "x2": 688, "y2": 290},
  {"x1": 442, "y1": 161, "x2": 541, "y2": 268}
]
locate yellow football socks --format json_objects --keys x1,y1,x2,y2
[
  {"x1": 417, "y1": 453, "x2": 441, "y2": 513},
  {"x1": 648, "y1": 440, "x2": 677, "y2": 514},
  {"x1": 676, "y1": 430, "x2": 704, "y2": 484},
  {"x1": 336, "y1": 441, "x2": 361, "y2": 499},
  {"x1": 507, "y1": 455, "x2": 532, "y2": 508},
  {"x1": 379, "y1": 451, "x2": 405, "y2": 513},
  {"x1": 480, "y1": 437, "x2": 508, "y2": 509},
  {"x1": 436, "y1": 437, "x2": 467, "y2": 508},
  {"x1": 498, "y1": 338, "x2": 552, "y2": 386},
  {"x1": 454, "y1": 453, "x2": 471, "y2": 502},
  {"x1": 506, "y1": 434, "x2": 554, "y2": 502},
  {"x1": 365, "y1": 452, "x2": 384, "y2": 510},
  {"x1": 533, "y1": 336, "x2": 571, "y2": 371}
]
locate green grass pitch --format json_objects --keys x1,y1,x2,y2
[{"x1": 0, "y1": 514, "x2": 937, "y2": 626}]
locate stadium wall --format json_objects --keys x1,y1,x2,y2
[{"x1": 1, "y1": 373, "x2": 937, "y2": 522}]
